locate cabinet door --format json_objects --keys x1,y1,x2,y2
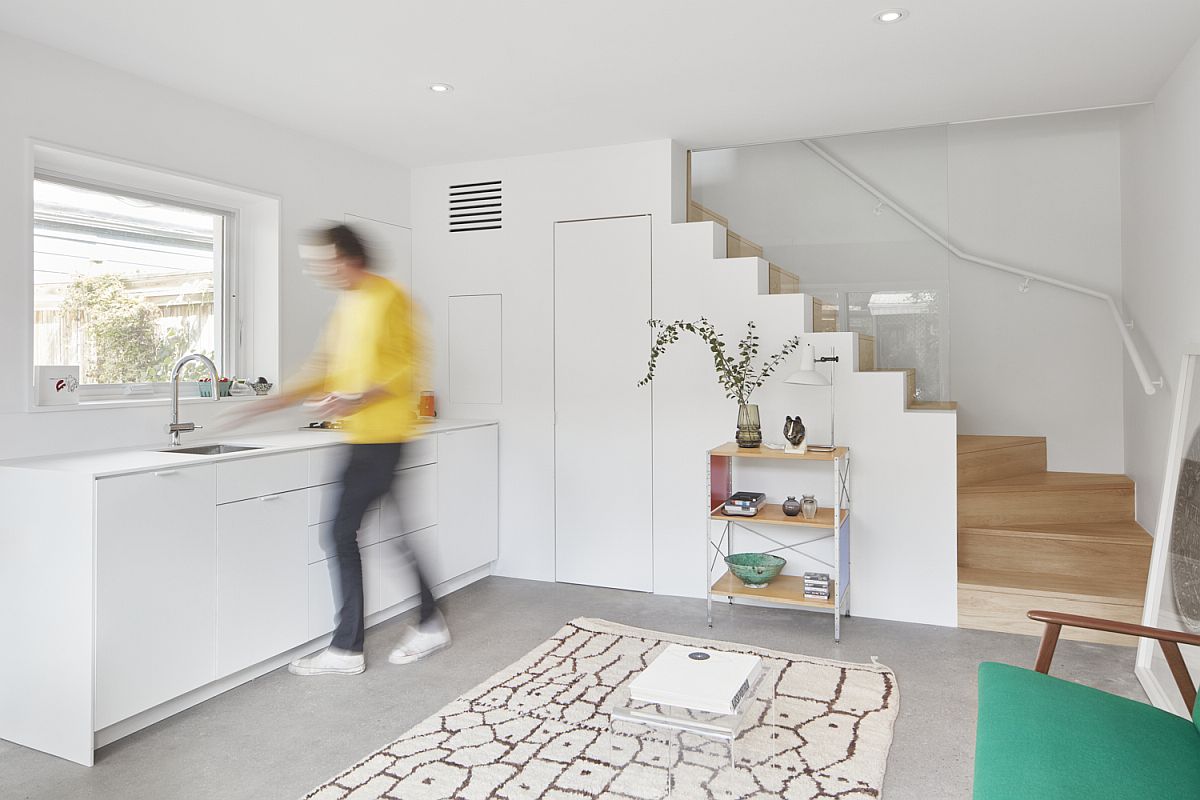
[
  {"x1": 437, "y1": 426, "x2": 499, "y2": 582},
  {"x1": 216, "y1": 490, "x2": 308, "y2": 675},
  {"x1": 96, "y1": 466, "x2": 216, "y2": 729},
  {"x1": 307, "y1": 558, "x2": 338, "y2": 639}
]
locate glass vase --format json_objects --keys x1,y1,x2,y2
[
  {"x1": 800, "y1": 494, "x2": 818, "y2": 520},
  {"x1": 736, "y1": 403, "x2": 762, "y2": 449}
]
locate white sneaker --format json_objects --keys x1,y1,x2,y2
[
  {"x1": 288, "y1": 646, "x2": 365, "y2": 676},
  {"x1": 389, "y1": 615, "x2": 451, "y2": 664}
]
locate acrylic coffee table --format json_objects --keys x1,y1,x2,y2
[{"x1": 601, "y1": 662, "x2": 780, "y2": 797}]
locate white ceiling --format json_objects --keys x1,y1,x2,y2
[{"x1": 3, "y1": 1, "x2": 1199, "y2": 167}]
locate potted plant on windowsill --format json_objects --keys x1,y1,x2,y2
[
  {"x1": 198, "y1": 377, "x2": 233, "y2": 397},
  {"x1": 638, "y1": 318, "x2": 802, "y2": 448}
]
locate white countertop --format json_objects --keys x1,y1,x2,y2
[{"x1": 0, "y1": 419, "x2": 497, "y2": 478}]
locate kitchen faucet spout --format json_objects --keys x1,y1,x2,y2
[{"x1": 168, "y1": 353, "x2": 220, "y2": 447}]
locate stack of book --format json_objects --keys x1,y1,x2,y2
[
  {"x1": 803, "y1": 572, "x2": 831, "y2": 600},
  {"x1": 722, "y1": 491, "x2": 767, "y2": 517}
]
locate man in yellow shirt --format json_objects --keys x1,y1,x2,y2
[{"x1": 244, "y1": 224, "x2": 448, "y2": 676}]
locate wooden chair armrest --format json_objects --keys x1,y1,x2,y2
[
  {"x1": 1026, "y1": 609, "x2": 1199, "y2": 714},
  {"x1": 1027, "y1": 610, "x2": 1200, "y2": 647}
]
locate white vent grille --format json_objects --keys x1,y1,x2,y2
[{"x1": 449, "y1": 180, "x2": 501, "y2": 232}]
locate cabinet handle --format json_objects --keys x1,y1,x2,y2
[
  {"x1": 260, "y1": 493, "x2": 283, "y2": 502},
  {"x1": 154, "y1": 470, "x2": 179, "y2": 477}
]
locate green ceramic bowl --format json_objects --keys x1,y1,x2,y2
[{"x1": 725, "y1": 552, "x2": 786, "y2": 588}]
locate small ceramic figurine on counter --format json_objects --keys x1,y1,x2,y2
[{"x1": 784, "y1": 415, "x2": 806, "y2": 454}]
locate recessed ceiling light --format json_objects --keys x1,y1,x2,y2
[
  {"x1": 429, "y1": 83, "x2": 454, "y2": 93},
  {"x1": 875, "y1": 8, "x2": 908, "y2": 23}
]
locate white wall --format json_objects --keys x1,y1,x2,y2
[
  {"x1": 412, "y1": 139, "x2": 959, "y2": 626},
  {"x1": 948, "y1": 113, "x2": 1125, "y2": 474},
  {"x1": 1118, "y1": 35, "x2": 1200, "y2": 715},
  {"x1": 693, "y1": 111, "x2": 1127, "y2": 473},
  {"x1": 411, "y1": 140, "x2": 677, "y2": 583},
  {"x1": 0, "y1": 31, "x2": 410, "y2": 459},
  {"x1": 1121, "y1": 37, "x2": 1200, "y2": 532}
]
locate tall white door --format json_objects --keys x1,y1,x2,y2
[{"x1": 554, "y1": 216, "x2": 652, "y2": 591}]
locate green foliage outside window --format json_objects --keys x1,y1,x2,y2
[{"x1": 62, "y1": 274, "x2": 212, "y2": 384}]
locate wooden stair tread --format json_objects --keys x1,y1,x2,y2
[
  {"x1": 959, "y1": 520, "x2": 1152, "y2": 546},
  {"x1": 957, "y1": 435, "x2": 1045, "y2": 455},
  {"x1": 958, "y1": 567, "x2": 1145, "y2": 604},
  {"x1": 960, "y1": 471, "x2": 1132, "y2": 493}
]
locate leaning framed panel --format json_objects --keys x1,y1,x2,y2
[{"x1": 1137, "y1": 344, "x2": 1200, "y2": 715}]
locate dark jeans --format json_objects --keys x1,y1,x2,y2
[{"x1": 330, "y1": 442, "x2": 437, "y2": 653}]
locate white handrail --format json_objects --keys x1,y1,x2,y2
[{"x1": 801, "y1": 139, "x2": 1161, "y2": 395}]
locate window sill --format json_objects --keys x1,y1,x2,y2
[{"x1": 27, "y1": 394, "x2": 271, "y2": 414}]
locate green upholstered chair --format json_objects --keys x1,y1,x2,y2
[{"x1": 974, "y1": 610, "x2": 1200, "y2": 799}]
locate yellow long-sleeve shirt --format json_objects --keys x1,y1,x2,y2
[{"x1": 294, "y1": 273, "x2": 423, "y2": 444}]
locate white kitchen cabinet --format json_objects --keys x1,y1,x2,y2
[
  {"x1": 307, "y1": 558, "x2": 339, "y2": 639},
  {"x1": 309, "y1": 444, "x2": 349, "y2": 486},
  {"x1": 216, "y1": 489, "x2": 308, "y2": 676},
  {"x1": 0, "y1": 421, "x2": 497, "y2": 766},
  {"x1": 95, "y1": 466, "x2": 216, "y2": 730},
  {"x1": 379, "y1": 462, "x2": 438, "y2": 539},
  {"x1": 308, "y1": 483, "x2": 382, "y2": 526},
  {"x1": 308, "y1": 508, "x2": 382, "y2": 562},
  {"x1": 437, "y1": 425, "x2": 499, "y2": 582},
  {"x1": 374, "y1": 526, "x2": 441, "y2": 612},
  {"x1": 216, "y1": 451, "x2": 308, "y2": 504}
]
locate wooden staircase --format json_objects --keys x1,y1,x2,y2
[{"x1": 957, "y1": 435, "x2": 1153, "y2": 645}]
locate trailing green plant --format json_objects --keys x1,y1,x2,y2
[{"x1": 638, "y1": 318, "x2": 802, "y2": 405}]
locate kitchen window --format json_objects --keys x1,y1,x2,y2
[{"x1": 33, "y1": 176, "x2": 237, "y2": 399}]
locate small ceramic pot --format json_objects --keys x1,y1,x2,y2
[{"x1": 782, "y1": 496, "x2": 802, "y2": 517}]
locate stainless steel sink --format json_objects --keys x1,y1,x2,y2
[{"x1": 157, "y1": 444, "x2": 263, "y2": 456}]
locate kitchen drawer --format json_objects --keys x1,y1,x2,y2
[
  {"x1": 307, "y1": 508, "x2": 380, "y2": 564},
  {"x1": 379, "y1": 463, "x2": 438, "y2": 537},
  {"x1": 308, "y1": 483, "x2": 381, "y2": 525},
  {"x1": 309, "y1": 445, "x2": 349, "y2": 487},
  {"x1": 398, "y1": 436, "x2": 437, "y2": 470},
  {"x1": 374, "y1": 525, "x2": 439, "y2": 612},
  {"x1": 216, "y1": 451, "x2": 309, "y2": 504}
]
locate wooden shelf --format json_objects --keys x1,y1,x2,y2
[
  {"x1": 709, "y1": 442, "x2": 849, "y2": 461},
  {"x1": 711, "y1": 571, "x2": 836, "y2": 609},
  {"x1": 711, "y1": 504, "x2": 848, "y2": 528}
]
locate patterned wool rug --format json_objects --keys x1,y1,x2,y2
[{"x1": 304, "y1": 618, "x2": 898, "y2": 799}]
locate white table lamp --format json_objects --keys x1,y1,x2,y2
[{"x1": 785, "y1": 344, "x2": 839, "y2": 449}]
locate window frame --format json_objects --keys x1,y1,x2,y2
[
  {"x1": 26, "y1": 142, "x2": 282, "y2": 414},
  {"x1": 31, "y1": 170, "x2": 241, "y2": 402}
]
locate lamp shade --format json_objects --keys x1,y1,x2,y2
[{"x1": 785, "y1": 343, "x2": 831, "y2": 386}]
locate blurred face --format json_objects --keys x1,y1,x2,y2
[{"x1": 299, "y1": 242, "x2": 364, "y2": 289}]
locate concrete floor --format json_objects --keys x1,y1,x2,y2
[{"x1": 1, "y1": 576, "x2": 1146, "y2": 800}]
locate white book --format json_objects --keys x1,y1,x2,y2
[{"x1": 629, "y1": 644, "x2": 763, "y2": 715}]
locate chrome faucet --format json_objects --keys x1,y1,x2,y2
[{"x1": 168, "y1": 353, "x2": 220, "y2": 446}]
